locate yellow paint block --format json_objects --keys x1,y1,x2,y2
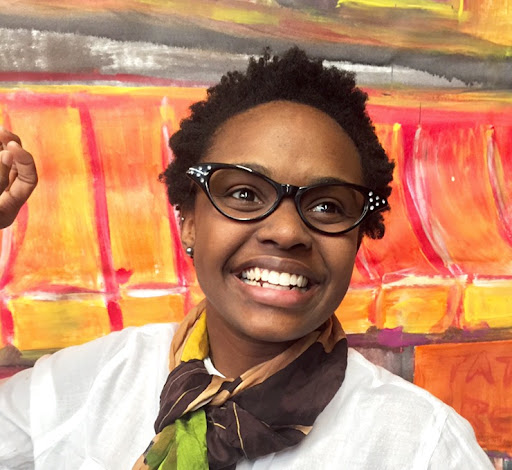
[
  {"x1": 10, "y1": 296, "x2": 111, "y2": 351},
  {"x1": 120, "y1": 292, "x2": 186, "y2": 327},
  {"x1": 377, "y1": 282, "x2": 458, "y2": 333},
  {"x1": 463, "y1": 280, "x2": 512, "y2": 329},
  {"x1": 336, "y1": 287, "x2": 377, "y2": 333}
]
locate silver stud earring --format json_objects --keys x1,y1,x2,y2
[{"x1": 185, "y1": 247, "x2": 194, "y2": 258}]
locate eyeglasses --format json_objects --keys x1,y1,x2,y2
[{"x1": 186, "y1": 163, "x2": 388, "y2": 235}]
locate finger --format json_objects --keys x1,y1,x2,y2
[
  {"x1": 7, "y1": 165, "x2": 18, "y2": 191},
  {"x1": 4, "y1": 141, "x2": 37, "y2": 203},
  {"x1": 0, "y1": 149, "x2": 12, "y2": 194},
  {"x1": 0, "y1": 126, "x2": 22, "y2": 147}
]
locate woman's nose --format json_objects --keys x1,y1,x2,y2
[{"x1": 255, "y1": 198, "x2": 313, "y2": 250}]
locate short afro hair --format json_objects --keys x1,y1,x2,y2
[{"x1": 161, "y1": 47, "x2": 394, "y2": 239}]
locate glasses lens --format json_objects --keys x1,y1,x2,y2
[
  {"x1": 208, "y1": 168, "x2": 278, "y2": 219},
  {"x1": 300, "y1": 185, "x2": 366, "y2": 233}
]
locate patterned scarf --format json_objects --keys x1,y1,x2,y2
[{"x1": 133, "y1": 299, "x2": 348, "y2": 470}]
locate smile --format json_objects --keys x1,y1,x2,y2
[{"x1": 239, "y1": 267, "x2": 310, "y2": 292}]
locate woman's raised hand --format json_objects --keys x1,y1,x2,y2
[{"x1": 0, "y1": 127, "x2": 38, "y2": 229}]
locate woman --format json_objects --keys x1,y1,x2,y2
[{"x1": 0, "y1": 48, "x2": 492, "y2": 469}]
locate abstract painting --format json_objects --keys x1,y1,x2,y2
[{"x1": 0, "y1": 0, "x2": 510, "y2": 465}]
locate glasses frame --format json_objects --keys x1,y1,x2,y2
[{"x1": 186, "y1": 163, "x2": 388, "y2": 235}]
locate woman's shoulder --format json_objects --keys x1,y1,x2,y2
[
  {"x1": 292, "y1": 348, "x2": 492, "y2": 469},
  {"x1": 25, "y1": 323, "x2": 181, "y2": 465},
  {"x1": 338, "y1": 347, "x2": 456, "y2": 425},
  {"x1": 36, "y1": 322, "x2": 179, "y2": 370},
  {"x1": 27, "y1": 322, "x2": 180, "y2": 421}
]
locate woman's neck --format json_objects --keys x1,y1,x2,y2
[{"x1": 206, "y1": 312, "x2": 294, "y2": 378}]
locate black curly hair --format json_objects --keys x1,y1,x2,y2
[{"x1": 161, "y1": 47, "x2": 394, "y2": 239}]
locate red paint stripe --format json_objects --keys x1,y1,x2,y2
[
  {"x1": 0, "y1": 71, "x2": 211, "y2": 88},
  {"x1": 448, "y1": 281, "x2": 465, "y2": 330},
  {"x1": 354, "y1": 243, "x2": 381, "y2": 282},
  {"x1": 107, "y1": 300, "x2": 124, "y2": 332},
  {"x1": 400, "y1": 124, "x2": 451, "y2": 275},
  {"x1": 367, "y1": 287, "x2": 380, "y2": 326},
  {"x1": 486, "y1": 126, "x2": 512, "y2": 247},
  {"x1": 0, "y1": 112, "x2": 30, "y2": 347},
  {"x1": 0, "y1": 300, "x2": 14, "y2": 345},
  {"x1": 183, "y1": 289, "x2": 195, "y2": 318},
  {"x1": 76, "y1": 100, "x2": 123, "y2": 331}
]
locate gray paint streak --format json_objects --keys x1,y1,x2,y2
[
  {"x1": 0, "y1": 27, "x2": 479, "y2": 88},
  {"x1": 0, "y1": 9, "x2": 510, "y2": 87}
]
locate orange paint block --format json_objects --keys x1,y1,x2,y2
[
  {"x1": 463, "y1": 280, "x2": 512, "y2": 329},
  {"x1": 3, "y1": 103, "x2": 104, "y2": 294},
  {"x1": 120, "y1": 291, "x2": 186, "y2": 328},
  {"x1": 161, "y1": 88, "x2": 207, "y2": 134},
  {"x1": 377, "y1": 280, "x2": 460, "y2": 333},
  {"x1": 10, "y1": 296, "x2": 111, "y2": 351},
  {"x1": 336, "y1": 287, "x2": 378, "y2": 334},
  {"x1": 415, "y1": 340, "x2": 512, "y2": 454},
  {"x1": 85, "y1": 95, "x2": 179, "y2": 288}
]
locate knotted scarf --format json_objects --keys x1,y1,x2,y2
[{"x1": 133, "y1": 299, "x2": 348, "y2": 470}]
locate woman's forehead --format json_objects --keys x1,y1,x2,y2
[{"x1": 204, "y1": 101, "x2": 364, "y2": 185}]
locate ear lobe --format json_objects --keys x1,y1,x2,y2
[{"x1": 180, "y1": 208, "x2": 196, "y2": 250}]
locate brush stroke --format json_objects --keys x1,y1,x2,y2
[{"x1": 415, "y1": 340, "x2": 512, "y2": 454}]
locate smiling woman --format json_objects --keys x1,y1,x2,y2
[{"x1": 0, "y1": 48, "x2": 493, "y2": 470}]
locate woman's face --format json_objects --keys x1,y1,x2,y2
[{"x1": 181, "y1": 101, "x2": 363, "y2": 343}]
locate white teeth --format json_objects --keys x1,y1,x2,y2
[
  {"x1": 268, "y1": 271, "x2": 280, "y2": 285},
  {"x1": 239, "y1": 268, "x2": 310, "y2": 289},
  {"x1": 279, "y1": 272, "x2": 290, "y2": 286},
  {"x1": 262, "y1": 282, "x2": 289, "y2": 291}
]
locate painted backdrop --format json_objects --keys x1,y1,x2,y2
[{"x1": 0, "y1": 0, "x2": 511, "y2": 465}]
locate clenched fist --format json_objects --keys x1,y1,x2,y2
[{"x1": 0, "y1": 127, "x2": 38, "y2": 229}]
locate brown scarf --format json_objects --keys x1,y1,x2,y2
[{"x1": 134, "y1": 300, "x2": 348, "y2": 470}]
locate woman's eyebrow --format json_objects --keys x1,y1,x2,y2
[
  {"x1": 308, "y1": 176, "x2": 352, "y2": 185},
  {"x1": 236, "y1": 162, "x2": 270, "y2": 175},
  {"x1": 235, "y1": 164, "x2": 354, "y2": 186}
]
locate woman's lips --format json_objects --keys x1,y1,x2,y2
[
  {"x1": 239, "y1": 267, "x2": 309, "y2": 290},
  {"x1": 232, "y1": 272, "x2": 318, "y2": 309}
]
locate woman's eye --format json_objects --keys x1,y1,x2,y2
[
  {"x1": 310, "y1": 202, "x2": 344, "y2": 214},
  {"x1": 229, "y1": 188, "x2": 261, "y2": 203}
]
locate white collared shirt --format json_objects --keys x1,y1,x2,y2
[{"x1": 0, "y1": 323, "x2": 493, "y2": 470}]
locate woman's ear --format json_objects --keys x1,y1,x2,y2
[{"x1": 180, "y1": 207, "x2": 196, "y2": 251}]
